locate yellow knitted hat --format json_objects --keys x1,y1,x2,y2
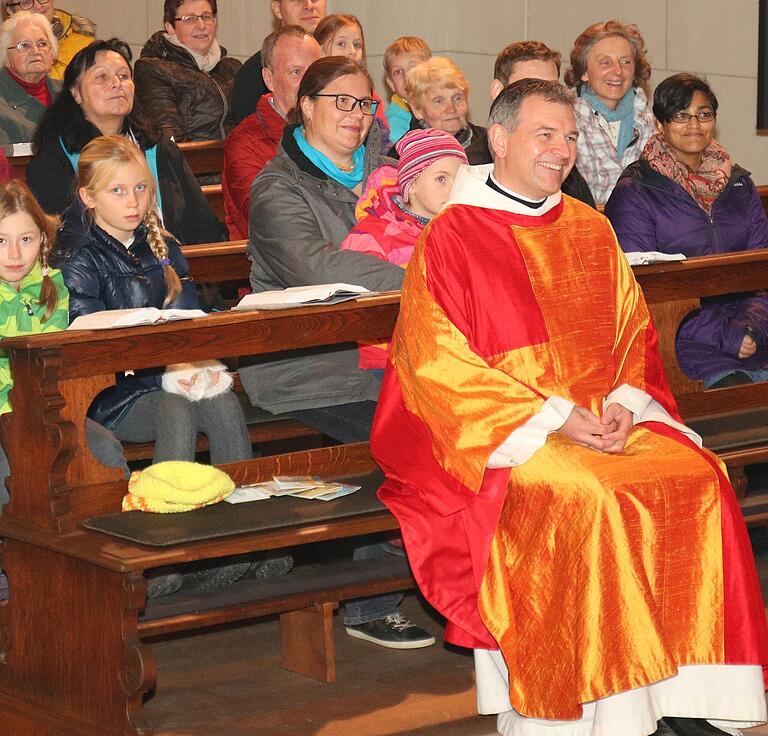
[{"x1": 122, "y1": 461, "x2": 235, "y2": 513}]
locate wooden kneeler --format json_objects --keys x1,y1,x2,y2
[{"x1": 280, "y1": 602, "x2": 338, "y2": 682}]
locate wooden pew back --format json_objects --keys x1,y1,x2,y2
[
  {"x1": 633, "y1": 250, "x2": 768, "y2": 420},
  {"x1": 0, "y1": 295, "x2": 400, "y2": 533}
]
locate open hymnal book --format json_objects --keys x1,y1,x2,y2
[
  {"x1": 233, "y1": 283, "x2": 371, "y2": 311},
  {"x1": 623, "y1": 251, "x2": 686, "y2": 266},
  {"x1": 68, "y1": 308, "x2": 208, "y2": 331}
]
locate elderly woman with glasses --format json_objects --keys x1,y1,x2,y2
[
  {"x1": 1, "y1": 0, "x2": 94, "y2": 80},
  {"x1": 133, "y1": 0, "x2": 240, "y2": 142},
  {"x1": 0, "y1": 10, "x2": 59, "y2": 144},
  {"x1": 605, "y1": 73, "x2": 768, "y2": 389}
]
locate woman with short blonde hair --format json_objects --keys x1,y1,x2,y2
[{"x1": 404, "y1": 56, "x2": 489, "y2": 164}]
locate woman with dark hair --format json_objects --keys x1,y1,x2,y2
[
  {"x1": 26, "y1": 37, "x2": 225, "y2": 244},
  {"x1": 243, "y1": 55, "x2": 434, "y2": 650},
  {"x1": 564, "y1": 20, "x2": 655, "y2": 205},
  {"x1": 134, "y1": 0, "x2": 241, "y2": 142},
  {"x1": 605, "y1": 73, "x2": 768, "y2": 388}
]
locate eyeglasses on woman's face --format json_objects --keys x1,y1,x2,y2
[
  {"x1": 7, "y1": 38, "x2": 50, "y2": 53},
  {"x1": 6, "y1": 0, "x2": 51, "y2": 10},
  {"x1": 174, "y1": 12, "x2": 216, "y2": 25},
  {"x1": 312, "y1": 93, "x2": 379, "y2": 116},
  {"x1": 669, "y1": 109, "x2": 716, "y2": 125}
]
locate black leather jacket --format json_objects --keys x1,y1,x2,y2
[
  {"x1": 134, "y1": 32, "x2": 241, "y2": 142},
  {"x1": 27, "y1": 133, "x2": 226, "y2": 244},
  {"x1": 50, "y1": 199, "x2": 199, "y2": 428}
]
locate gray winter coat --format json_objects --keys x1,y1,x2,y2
[
  {"x1": 0, "y1": 68, "x2": 60, "y2": 145},
  {"x1": 241, "y1": 121, "x2": 404, "y2": 414}
]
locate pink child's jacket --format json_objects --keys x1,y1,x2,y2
[{"x1": 341, "y1": 165, "x2": 427, "y2": 369}]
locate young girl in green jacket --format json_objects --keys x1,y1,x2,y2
[{"x1": 0, "y1": 180, "x2": 126, "y2": 600}]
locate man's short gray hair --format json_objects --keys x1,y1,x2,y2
[{"x1": 488, "y1": 78, "x2": 574, "y2": 132}]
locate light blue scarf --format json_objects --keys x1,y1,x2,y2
[
  {"x1": 293, "y1": 126, "x2": 365, "y2": 189},
  {"x1": 580, "y1": 85, "x2": 637, "y2": 155}
]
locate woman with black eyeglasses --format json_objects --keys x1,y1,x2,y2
[
  {"x1": 606, "y1": 73, "x2": 768, "y2": 389},
  {"x1": 242, "y1": 55, "x2": 434, "y2": 650},
  {"x1": 0, "y1": 0, "x2": 94, "y2": 80},
  {"x1": 133, "y1": 0, "x2": 240, "y2": 143},
  {"x1": 246, "y1": 55, "x2": 400, "y2": 486},
  {"x1": 0, "y1": 10, "x2": 59, "y2": 144}
]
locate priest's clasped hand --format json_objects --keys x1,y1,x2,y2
[{"x1": 559, "y1": 403, "x2": 633, "y2": 453}]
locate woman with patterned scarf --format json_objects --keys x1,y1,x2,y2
[
  {"x1": 565, "y1": 20, "x2": 656, "y2": 205},
  {"x1": 606, "y1": 73, "x2": 768, "y2": 389}
]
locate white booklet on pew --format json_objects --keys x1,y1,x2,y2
[
  {"x1": 232, "y1": 283, "x2": 371, "y2": 311},
  {"x1": 623, "y1": 251, "x2": 686, "y2": 266},
  {"x1": 68, "y1": 307, "x2": 208, "y2": 331}
]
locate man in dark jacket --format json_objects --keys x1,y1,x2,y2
[
  {"x1": 491, "y1": 40, "x2": 596, "y2": 209},
  {"x1": 230, "y1": 0, "x2": 325, "y2": 125}
]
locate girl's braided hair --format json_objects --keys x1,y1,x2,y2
[
  {"x1": 76, "y1": 135, "x2": 181, "y2": 305},
  {"x1": 0, "y1": 180, "x2": 59, "y2": 321}
]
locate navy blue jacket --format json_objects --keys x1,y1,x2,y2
[
  {"x1": 51, "y1": 199, "x2": 198, "y2": 428},
  {"x1": 605, "y1": 159, "x2": 768, "y2": 383}
]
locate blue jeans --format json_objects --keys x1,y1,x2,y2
[{"x1": 290, "y1": 401, "x2": 403, "y2": 625}]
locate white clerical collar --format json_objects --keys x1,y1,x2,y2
[{"x1": 447, "y1": 164, "x2": 561, "y2": 216}]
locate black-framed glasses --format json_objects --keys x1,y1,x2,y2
[
  {"x1": 6, "y1": 0, "x2": 51, "y2": 9},
  {"x1": 312, "y1": 93, "x2": 379, "y2": 116},
  {"x1": 670, "y1": 110, "x2": 716, "y2": 124},
  {"x1": 174, "y1": 12, "x2": 216, "y2": 25},
  {"x1": 7, "y1": 39, "x2": 51, "y2": 53}
]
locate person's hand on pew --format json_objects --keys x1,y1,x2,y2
[{"x1": 739, "y1": 334, "x2": 757, "y2": 359}]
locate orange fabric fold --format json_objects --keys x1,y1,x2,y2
[{"x1": 480, "y1": 427, "x2": 724, "y2": 719}]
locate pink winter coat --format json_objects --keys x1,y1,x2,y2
[{"x1": 341, "y1": 165, "x2": 427, "y2": 368}]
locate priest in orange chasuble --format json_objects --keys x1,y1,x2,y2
[{"x1": 371, "y1": 79, "x2": 768, "y2": 736}]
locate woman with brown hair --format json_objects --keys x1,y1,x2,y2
[
  {"x1": 564, "y1": 20, "x2": 656, "y2": 205},
  {"x1": 245, "y1": 56, "x2": 434, "y2": 649},
  {"x1": 134, "y1": 0, "x2": 241, "y2": 142}
]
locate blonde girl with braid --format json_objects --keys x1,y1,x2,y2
[
  {"x1": 50, "y1": 135, "x2": 253, "y2": 467},
  {"x1": 0, "y1": 180, "x2": 127, "y2": 518}
]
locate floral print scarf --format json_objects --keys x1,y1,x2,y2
[{"x1": 642, "y1": 131, "x2": 732, "y2": 214}]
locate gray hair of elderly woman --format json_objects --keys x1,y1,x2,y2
[
  {"x1": 489, "y1": 78, "x2": 574, "y2": 133},
  {"x1": 0, "y1": 10, "x2": 58, "y2": 69}
]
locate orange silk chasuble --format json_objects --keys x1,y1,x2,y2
[{"x1": 372, "y1": 191, "x2": 768, "y2": 720}]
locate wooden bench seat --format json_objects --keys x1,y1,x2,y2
[
  {"x1": 3, "y1": 240, "x2": 768, "y2": 733},
  {"x1": 0, "y1": 296, "x2": 403, "y2": 735},
  {"x1": 117, "y1": 240, "x2": 320, "y2": 463}
]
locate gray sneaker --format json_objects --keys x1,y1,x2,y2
[{"x1": 345, "y1": 613, "x2": 436, "y2": 649}]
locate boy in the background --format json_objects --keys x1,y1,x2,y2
[{"x1": 383, "y1": 36, "x2": 431, "y2": 143}]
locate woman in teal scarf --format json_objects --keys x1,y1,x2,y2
[{"x1": 565, "y1": 20, "x2": 656, "y2": 205}]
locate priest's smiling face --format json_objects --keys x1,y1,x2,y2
[{"x1": 489, "y1": 95, "x2": 577, "y2": 200}]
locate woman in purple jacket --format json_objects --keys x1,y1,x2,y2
[{"x1": 605, "y1": 73, "x2": 768, "y2": 388}]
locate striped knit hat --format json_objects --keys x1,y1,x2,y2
[{"x1": 395, "y1": 127, "x2": 469, "y2": 202}]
